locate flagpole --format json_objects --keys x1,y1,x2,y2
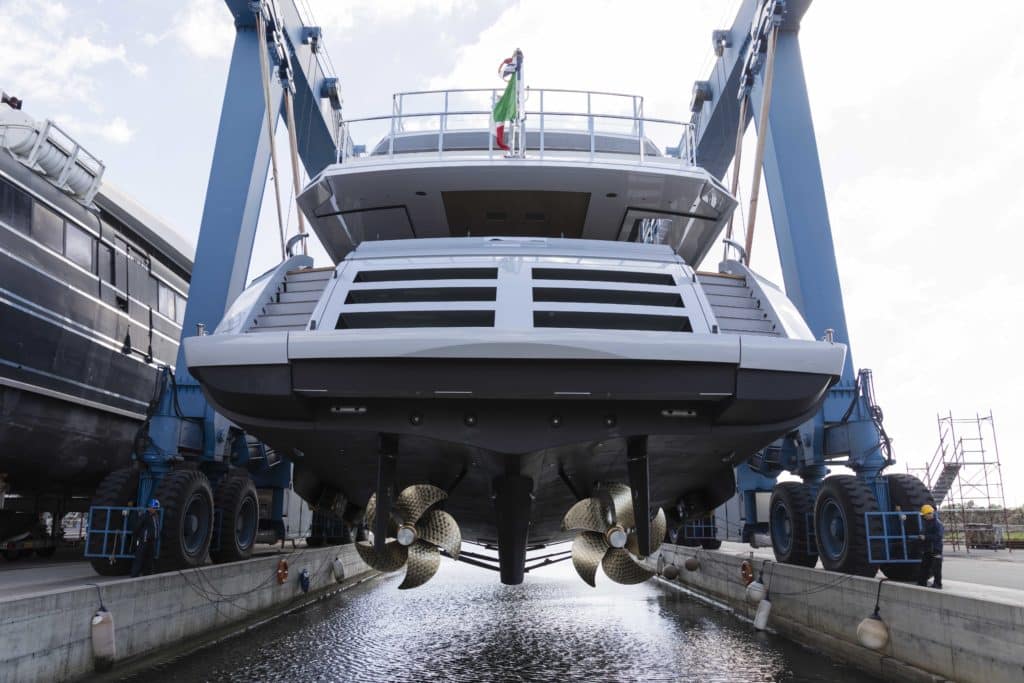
[{"x1": 515, "y1": 48, "x2": 524, "y2": 158}]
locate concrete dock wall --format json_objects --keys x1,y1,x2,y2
[
  {"x1": 657, "y1": 544, "x2": 1024, "y2": 683},
  {"x1": 0, "y1": 545, "x2": 372, "y2": 682}
]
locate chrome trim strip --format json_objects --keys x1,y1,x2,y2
[
  {"x1": 0, "y1": 238, "x2": 183, "y2": 347},
  {"x1": 0, "y1": 375, "x2": 147, "y2": 420},
  {"x1": 0, "y1": 358, "x2": 150, "y2": 410},
  {"x1": 0, "y1": 292, "x2": 176, "y2": 368}
]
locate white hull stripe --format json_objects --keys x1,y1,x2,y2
[{"x1": 0, "y1": 358, "x2": 150, "y2": 411}]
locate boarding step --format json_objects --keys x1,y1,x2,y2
[
  {"x1": 698, "y1": 271, "x2": 782, "y2": 338},
  {"x1": 277, "y1": 290, "x2": 324, "y2": 304},
  {"x1": 262, "y1": 301, "x2": 318, "y2": 316},
  {"x1": 286, "y1": 268, "x2": 335, "y2": 283},
  {"x1": 251, "y1": 312, "x2": 312, "y2": 329},
  {"x1": 284, "y1": 278, "x2": 332, "y2": 292}
]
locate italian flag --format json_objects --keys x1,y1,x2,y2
[{"x1": 491, "y1": 72, "x2": 517, "y2": 152}]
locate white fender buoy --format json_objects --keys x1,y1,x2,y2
[
  {"x1": 745, "y1": 580, "x2": 767, "y2": 604},
  {"x1": 753, "y1": 598, "x2": 772, "y2": 631},
  {"x1": 91, "y1": 607, "x2": 116, "y2": 672},
  {"x1": 857, "y1": 612, "x2": 890, "y2": 650},
  {"x1": 332, "y1": 555, "x2": 346, "y2": 583},
  {"x1": 662, "y1": 564, "x2": 680, "y2": 580}
]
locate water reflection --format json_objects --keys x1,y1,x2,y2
[{"x1": 132, "y1": 559, "x2": 880, "y2": 682}]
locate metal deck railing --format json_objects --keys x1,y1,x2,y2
[
  {"x1": 84, "y1": 506, "x2": 163, "y2": 560},
  {"x1": 336, "y1": 88, "x2": 696, "y2": 166},
  {"x1": 864, "y1": 510, "x2": 923, "y2": 564}
]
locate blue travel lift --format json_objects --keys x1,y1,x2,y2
[
  {"x1": 85, "y1": 0, "x2": 344, "y2": 574},
  {"x1": 684, "y1": 0, "x2": 931, "y2": 578}
]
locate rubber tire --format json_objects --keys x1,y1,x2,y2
[
  {"x1": 769, "y1": 481, "x2": 819, "y2": 567},
  {"x1": 87, "y1": 468, "x2": 140, "y2": 576},
  {"x1": 306, "y1": 536, "x2": 324, "y2": 547},
  {"x1": 210, "y1": 475, "x2": 259, "y2": 564},
  {"x1": 155, "y1": 470, "x2": 215, "y2": 571},
  {"x1": 813, "y1": 475, "x2": 879, "y2": 577},
  {"x1": 35, "y1": 545, "x2": 57, "y2": 558},
  {"x1": 879, "y1": 473, "x2": 934, "y2": 581},
  {"x1": 3, "y1": 548, "x2": 19, "y2": 562},
  {"x1": 700, "y1": 539, "x2": 722, "y2": 550}
]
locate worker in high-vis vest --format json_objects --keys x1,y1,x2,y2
[{"x1": 916, "y1": 504, "x2": 944, "y2": 589}]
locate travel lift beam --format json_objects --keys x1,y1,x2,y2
[
  {"x1": 113, "y1": 0, "x2": 342, "y2": 567},
  {"x1": 689, "y1": 0, "x2": 905, "y2": 572}
]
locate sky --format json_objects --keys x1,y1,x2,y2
[{"x1": 1, "y1": 0, "x2": 1022, "y2": 505}]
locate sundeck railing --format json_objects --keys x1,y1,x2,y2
[{"x1": 336, "y1": 88, "x2": 696, "y2": 166}]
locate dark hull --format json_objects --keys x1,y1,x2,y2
[
  {"x1": 194, "y1": 358, "x2": 834, "y2": 545},
  {"x1": 0, "y1": 153, "x2": 188, "y2": 496}
]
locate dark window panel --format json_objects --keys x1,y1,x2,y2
[
  {"x1": 97, "y1": 242, "x2": 114, "y2": 283},
  {"x1": 0, "y1": 177, "x2": 31, "y2": 233},
  {"x1": 65, "y1": 223, "x2": 95, "y2": 271},
  {"x1": 32, "y1": 202, "x2": 64, "y2": 252},
  {"x1": 158, "y1": 282, "x2": 175, "y2": 320}
]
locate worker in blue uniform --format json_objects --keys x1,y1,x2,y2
[
  {"x1": 916, "y1": 504, "x2": 943, "y2": 589},
  {"x1": 131, "y1": 499, "x2": 160, "y2": 577}
]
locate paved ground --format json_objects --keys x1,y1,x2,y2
[
  {"x1": 717, "y1": 541, "x2": 1024, "y2": 604},
  {"x1": 3, "y1": 541, "x2": 1022, "y2": 604},
  {"x1": 0, "y1": 544, "x2": 310, "y2": 601}
]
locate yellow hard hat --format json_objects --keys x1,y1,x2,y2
[{"x1": 920, "y1": 504, "x2": 935, "y2": 515}]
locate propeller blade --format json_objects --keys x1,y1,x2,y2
[
  {"x1": 571, "y1": 531, "x2": 609, "y2": 587},
  {"x1": 603, "y1": 483, "x2": 636, "y2": 531},
  {"x1": 355, "y1": 539, "x2": 408, "y2": 572},
  {"x1": 399, "y1": 540, "x2": 441, "y2": 589},
  {"x1": 602, "y1": 548, "x2": 655, "y2": 585},
  {"x1": 562, "y1": 497, "x2": 611, "y2": 534},
  {"x1": 394, "y1": 484, "x2": 447, "y2": 526},
  {"x1": 417, "y1": 509, "x2": 462, "y2": 559},
  {"x1": 627, "y1": 508, "x2": 668, "y2": 557}
]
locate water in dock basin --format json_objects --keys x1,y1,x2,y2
[{"x1": 130, "y1": 560, "x2": 880, "y2": 682}]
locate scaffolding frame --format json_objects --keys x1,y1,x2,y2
[{"x1": 908, "y1": 411, "x2": 1011, "y2": 553}]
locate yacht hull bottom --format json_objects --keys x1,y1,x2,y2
[{"x1": 193, "y1": 358, "x2": 835, "y2": 547}]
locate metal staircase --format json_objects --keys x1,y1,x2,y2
[
  {"x1": 247, "y1": 267, "x2": 333, "y2": 333},
  {"x1": 696, "y1": 272, "x2": 781, "y2": 337}
]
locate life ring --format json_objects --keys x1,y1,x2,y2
[
  {"x1": 276, "y1": 559, "x2": 289, "y2": 584},
  {"x1": 740, "y1": 559, "x2": 755, "y2": 585}
]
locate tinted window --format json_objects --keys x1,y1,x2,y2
[
  {"x1": 97, "y1": 242, "x2": 114, "y2": 283},
  {"x1": 158, "y1": 282, "x2": 175, "y2": 320},
  {"x1": 0, "y1": 178, "x2": 31, "y2": 233},
  {"x1": 32, "y1": 203, "x2": 64, "y2": 252},
  {"x1": 65, "y1": 223, "x2": 95, "y2": 271},
  {"x1": 175, "y1": 293, "x2": 187, "y2": 324}
]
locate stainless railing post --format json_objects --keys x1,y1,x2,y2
[
  {"x1": 587, "y1": 92, "x2": 594, "y2": 159},
  {"x1": 638, "y1": 117, "x2": 645, "y2": 163},
  {"x1": 539, "y1": 89, "x2": 545, "y2": 157},
  {"x1": 439, "y1": 91, "x2": 448, "y2": 154}
]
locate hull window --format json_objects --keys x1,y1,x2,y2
[
  {"x1": 32, "y1": 202, "x2": 64, "y2": 252},
  {"x1": 532, "y1": 267, "x2": 675, "y2": 286},
  {"x1": 65, "y1": 223, "x2": 96, "y2": 272},
  {"x1": 0, "y1": 177, "x2": 31, "y2": 233},
  {"x1": 533, "y1": 311, "x2": 692, "y2": 332},
  {"x1": 336, "y1": 310, "x2": 495, "y2": 329}
]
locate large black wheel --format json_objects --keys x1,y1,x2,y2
[
  {"x1": 210, "y1": 475, "x2": 259, "y2": 563},
  {"x1": 700, "y1": 538, "x2": 722, "y2": 550},
  {"x1": 770, "y1": 481, "x2": 818, "y2": 567},
  {"x1": 155, "y1": 470, "x2": 214, "y2": 571},
  {"x1": 87, "y1": 468, "x2": 139, "y2": 576},
  {"x1": 813, "y1": 475, "x2": 879, "y2": 577},
  {"x1": 879, "y1": 473, "x2": 934, "y2": 581}
]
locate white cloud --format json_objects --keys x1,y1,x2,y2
[
  {"x1": 305, "y1": 0, "x2": 477, "y2": 34},
  {"x1": 172, "y1": 0, "x2": 233, "y2": 60},
  {"x1": 0, "y1": 0, "x2": 147, "y2": 110}
]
